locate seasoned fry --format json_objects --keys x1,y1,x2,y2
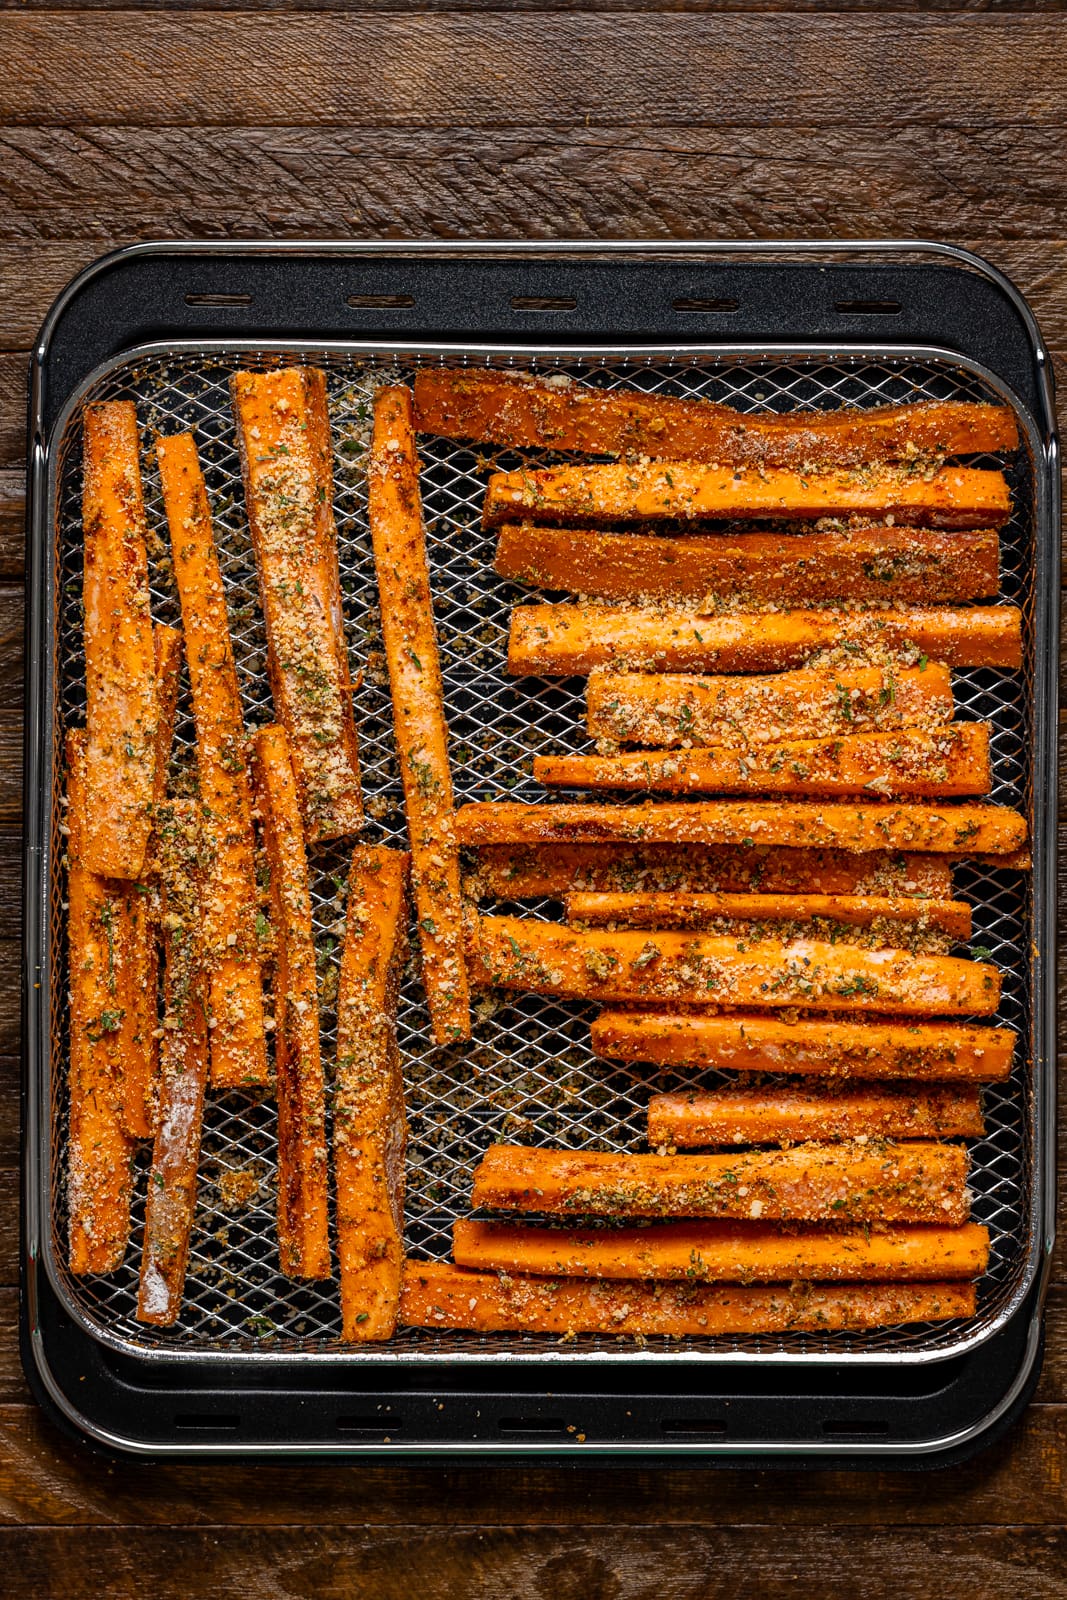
[
  {"x1": 536, "y1": 724, "x2": 991, "y2": 801},
  {"x1": 66, "y1": 731, "x2": 136, "y2": 1274},
  {"x1": 454, "y1": 799, "x2": 1027, "y2": 856},
  {"x1": 471, "y1": 1141, "x2": 970, "y2": 1224},
  {"x1": 414, "y1": 368, "x2": 1018, "y2": 467},
  {"x1": 367, "y1": 385, "x2": 470, "y2": 1045},
  {"x1": 465, "y1": 843, "x2": 954, "y2": 901},
  {"x1": 468, "y1": 915, "x2": 999, "y2": 1015},
  {"x1": 566, "y1": 891, "x2": 973, "y2": 943},
  {"x1": 586, "y1": 663, "x2": 953, "y2": 748},
  {"x1": 508, "y1": 603, "x2": 1023, "y2": 676},
  {"x1": 452, "y1": 1217, "x2": 991, "y2": 1284},
  {"x1": 484, "y1": 459, "x2": 1011, "y2": 530},
  {"x1": 253, "y1": 726, "x2": 330, "y2": 1280},
  {"x1": 231, "y1": 366, "x2": 363, "y2": 840},
  {"x1": 81, "y1": 400, "x2": 160, "y2": 878},
  {"x1": 156, "y1": 431, "x2": 268, "y2": 1089},
  {"x1": 495, "y1": 524, "x2": 1002, "y2": 606},
  {"x1": 591, "y1": 1011, "x2": 1015, "y2": 1082},
  {"x1": 335, "y1": 846, "x2": 411, "y2": 1342},
  {"x1": 647, "y1": 1083, "x2": 985, "y2": 1148},
  {"x1": 137, "y1": 802, "x2": 209, "y2": 1325}
]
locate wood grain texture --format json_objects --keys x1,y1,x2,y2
[{"x1": 5, "y1": 0, "x2": 1067, "y2": 11}]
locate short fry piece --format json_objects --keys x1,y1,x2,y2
[
  {"x1": 484, "y1": 459, "x2": 1011, "y2": 530},
  {"x1": 508, "y1": 603, "x2": 1023, "y2": 676},
  {"x1": 647, "y1": 1083, "x2": 985, "y2": 1147},
  {"x1": 157, "y1": 431, "x2": 268, "y2": 1088},
  {"x1": 81, "y1": 400, "x2": 159, "y2": 878},
  {"x1": 566, "y1": 891, "x2": 972, "y2": 943},
  {"x1": 335, "y1": 845, "x2": 411, "y2": 1342},
  {"x1": 414, "y1": 368, "x2": 1018, "y2": 467},
  {"x1": 66, "y1": 731, "x2": 135, "y2": 1274},
  {"x1": 471, "y1": 1141, "x2": 970, "y2": 1224},
  {"x1": 368, "y1": 385, "x2": 470, "y2": 1044},
  {"x1": 232, "y1": 367, "x2": 363, "y2": 840},
  {"x1": 137, "y1": 802, "x2": 209, "y2": 1325},
  {"x1": 253, "y1": 726, "x2": 331, "y2": 1280},
  {"x1": 591, "y1": 1011, "x2": 1015, "y2": 1082},
  {"x1": 452, "y1": 1217, "x2": 991, "y2": 1284},
  {"x1": 495, "y1": 524, "x2": 1002, "y2": 606},
  {"x1": 536, "y1": 724, "x2": 991, "y2": 801}
]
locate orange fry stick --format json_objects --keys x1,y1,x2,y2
[
  {"x1": 401, "y1": 1260, "x2": 975, "y2": 1335},
  {"x1": 231, "y1": 367, "x2": 363, "y2": 841},
  {"x1": 81, "y1": 400, "x2": 160, "y2": 878},
  {"x1": 508, "y1": 603, "x2": 1023, "y2": 676},
  {"x1": 566, "y1": 891, "x2": 972, "y2": 943},
  {"x1": 591, "y1": 1011, "x2": 1015, "y2": 1082},
  {"x1": 471, "y1": 1141, "x2": 970, "y2": 1224},
  {"x1": 156, "y1": 431, "x2": 268, "y2": 1089},
  {"x1": 536, "y1": 723, "x2": 991, "y2": 801},
  {"x1": 335, "y1": 846, "x2": 411, "y2": 1341},
  {"x1": 137, "y1": 802, "x2": 209, "y2": 1325},
  {"x1": 647, "y1": 1083, "x2": 985, "y2": 1148},
  {"x1": 66, "y1": 732, "x2": 135, "y2": 1274},
  {"x1": 414, "y1": 368, "x2": 1018, "y2": 467},
  {"x1": 465, "y1": 843, "x2": 954, "y2": 901},
  {"x1": 368, "y1": 385, "x2": 470, "y2": 1045},
  {"x1": 469, "y1": 915, "x2": 999, "y2": 1016},
  {"x1": 454, "y1": 800, "x2": 1027, "y2": 857},
  {"x1": 452, "y1": 1217, "x2": 991, "y2": 1284},
  {"x1": 253, "y1": 726, "x2": 331, "y2": 1280},
  {"x1": 484, "y1": 459, "x2": 1011, "y2": 531},
  {"x1": 495, "y1": 524, "x2": 1002, "y2": 606}
]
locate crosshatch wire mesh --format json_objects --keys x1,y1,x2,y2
[{"x1": 44, "y1": 346, "x2": 1037, "y2": 1364}]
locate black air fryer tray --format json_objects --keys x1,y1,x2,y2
[{"x1": 20, "y1": 240, "x2": 1059, "y2": 1462}]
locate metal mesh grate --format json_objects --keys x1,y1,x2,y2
[{"x1": 44, "y1": 347, "x2": 1037, "y2": 1363}]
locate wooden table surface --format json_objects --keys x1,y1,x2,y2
[{"x1": 3, "y1": 5, "x2": 1067, "y2": 1595}]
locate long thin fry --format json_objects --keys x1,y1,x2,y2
[
  {"x1": 566, "y1": 891, "x2": 972, "y2": 943},
  {"x1": 137, "y1": 802, "x2": 209, "y2": 1325},
  {"x1": 81, "y1": 400, "x2": 159, "y2": 878},
  {"x1": 452, "y1": 1217, "x2": 991, "y2": 1284},
  {"x1": 468, "y1": 915, "x2": 999, "y2": 1015},
  {"x1": 471, "y1": 1141, "x2": 970, "y2": 1224},
  {"x1": 508, "y1": 603, "x2": 1023, "y2": 676},
  {"x1": 647, "y1": 1083, "x2": 985, "y2": 1147},
  {"x1": 253, "y1": 726, "x2": 331, "y2": 1280},
  {"x1": 335, "y1": 846, "x2": 411, "y2": 1341},
  {"x1": 590, "y1": 1011, "x2": 1016, "y2": 1082},
  {"x1": 537, "y1": 725, "x2": 991, "y2": 801},
  {"x1": 414, "y1": 368, "x2": 1018, "y2": 467},
  {"x1": 231, "y1": 366, "x2": 363, "y2": 841},
  {"x1": 495, "y1": 524, "x2": 1002, "y2": 606},
  {"x1": 484, "y1": 458, "x2": 1011, "y2": 530},
  {"x1": 454, "y1": 800, "x2": 1027, "y2": 856},
  {"x1": 156, "y1": 431, "x2": 268, "y2": 1089},
  {"x1": 367, "y1": 384, "x2": 470, "y2": 1044}
]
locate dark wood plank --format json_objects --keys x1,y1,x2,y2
[
  {"x1": 0, "y1": 474, "x2": 23, "y2": 578},
  {"x1": 5, "y1": 0, "x2": 1067, "y2": 12}
]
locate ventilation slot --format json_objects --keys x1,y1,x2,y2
[
  {"x1": 661, "y1": 1418, "x2": 727, "y2": 1440},
  {"x1": 673, "y1": 297, "x2": 739, "y2": 313},
  {"x1": 184, "y1": 293, "x2": 253, "y2": 307},
  {"x1": 834, "y1": 299, "x2": 902, "y2": 316},
  {"x1": 498, "y1": 1416, "x2": 569, "y2": 1437},
  {"x1": 510, "y1": 296, "x2": 578, "y2": 312},
  {"x1": 346, "y1": 293, "x2": 415, "y2": 309},
  {"x1": 173, "y1": 1412, "x2": 241, "y2": 1431}
]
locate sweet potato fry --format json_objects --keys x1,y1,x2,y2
[
  {"x1": 156, "y1": 430, "x2": 268, "y2": 1089},
  {"x1": 464, "y1": 843, "x2": 954, "y2": 901},
  {"x1": 508, "y1": 604, "x2": 1023, "y2": 676},
  {"x1": 468, "y1": 915, "x2": 999, "y2": 1016},
  {"x1": 335, "y1": 845, "x2": 411, "y2": 1341},
  {"x1": 137, "y1": 801, "x2": 209, "y2": 1325},
  {"x1": 414, "y1": 368, "x2": 1018, "y2": 467},
  {"x1": 452, "y1": 1217, "x2": 991, "y2": 1284},
  {"x1": 453, "y1": 799, "x2": 1027, "y2": 856},
  {"x1": 590, "y1": 1011, "x2": 1015, "y2": 1082},
  {"x1": 231, "y1": 366, "x2": 363, "y2": 841},
  {"x1": 647, "y1": 1083, "x2": 985, "y2": 1148},
  {"x1": 566, "y1": 890, "x2": 972, "y2": 943},
  {"x1": 253, "y1": 726, "x2": 330, "y2": 1280},
  {"x1": 494, "y1": 524, "x2": 1002, "y2": 606},
  {"x1": 367, "y1": 385, "x2": 470, "y2": 1045},
  {"x1": 484, "y1": 459, "x2": 1011, "y2": 530},
  {"x1": 81, "y1": 400, "x2": 160, "y2": 878},
  {"x1": 535, "y1": 724, "x2": 991, "y2": 801},
  {"x1": 471, "y1": 1141, "x2": 970, "y2": 1224}
]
